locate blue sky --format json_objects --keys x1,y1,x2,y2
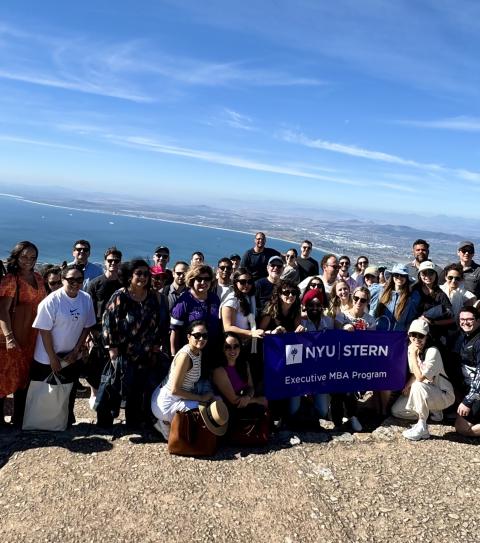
[{"x1": 1, "y1": 1, "x2": 480, "y2": 217}]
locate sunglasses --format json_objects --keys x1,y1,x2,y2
[
  {"x1": 219, "y1": 265, "x2": 232, "y2": 272},
  {"x1": 174, "y1": 271, "x2": 185, "y2": 276},
  {"x1": 460, "y1": 247, "x2": 474, "y2": 254},
  {"x1": 190, "y1": 332, "x2": 208, "y2": 340},
  {"x1": 269, "y1": 264, "x2": 283, "y2": 269},
  {"x1": 196, "y1": 276, "x2": 211, "y2": 283},
  {"x1": 286, "y1": 254, "x2": 295, "y2": 259},
  {"x1": 339, "y1": 262, "x2": 349, "y2": 267},
  {"x1": 75, "y1": 247, "x2": 89, "y2": 253},
  {"x1": 358, "y1": 261, "x2": 368, "y2": 266},
  {"x1": 353, "y1": 295, "x2": 368, "y2": 304},
  {"x1": 237, "y1": 279, "x2": 254, "y2": 286},
  {"x1": 447, "y1": 276, "x2": 461, "y2": 282},
  {"x1": 65, "y1": 276, "x2": 83, "y2": 285},
  {"x1": 281, "y1": 289, "x2": 297, "y2": 296},
  {"x1": 409, "y1": 332, "x2": 426, "y2": 340},
  {"x1": 48, "y1": 280, "x2": 62, "y2": 287},
  {"x1": 420, "y1": 270, "x2": 436, "y2": 276},
  {"x1": 155, "y1": 253, "x2": 169, "y2": 258},
  {"x1": 133, "y1": 270, "x2": 150, "y2": 277},
  {"x1": 106, "y1": 258, "x2": 120, "y2": 264},
  {"x1": 310, "y1": 282, "x2": 322, "y2": 288},
  {"x1": 224, "y1": 343, "x2": 240, "y2": 351}
]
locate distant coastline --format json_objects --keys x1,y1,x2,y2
[{"x1": 0, "y1": 193, "x2": 329, "y2": 257}]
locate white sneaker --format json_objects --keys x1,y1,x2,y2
[
  {"x1": 402, "y1": 425, "x2": 430, "y2": 441},
  {"x1": 350, "y1": 416, "x2": 363, "y2": 432},
  {"x1": 430, "y1": 411, "x2": 443, "y2": 422},
  {"x1": 153, "y1": 419, "x2": 170, "y2": 440}
]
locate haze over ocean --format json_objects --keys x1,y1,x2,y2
[{"x1": 0, "y1": 196, "x2": 325, "y2": 265}]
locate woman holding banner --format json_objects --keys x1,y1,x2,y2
[
  {"x1": 259, "y1": 280, "x2": 302, "y2": 334},
  {"x1": 391, "y1": 319, "x2": 454, "y2": 441},
  {"x1": 333, "y1": 286, "x2": 376, "y2": 432}
]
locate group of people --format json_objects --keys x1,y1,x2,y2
[{"x1": 0, "y1": 233, "x2": 479, "y2": 446}]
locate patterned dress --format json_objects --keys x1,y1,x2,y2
[{"x1": 0, "y1": 272, "x2": 46, "y2": 396}]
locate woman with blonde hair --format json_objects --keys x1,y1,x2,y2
[{"x1": 326, "y1": 279, "x2": 353, "y2": 320}]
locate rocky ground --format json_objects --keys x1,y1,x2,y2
[{"x1": 1, "y1": 395, "x2": 479, "y2": 543}]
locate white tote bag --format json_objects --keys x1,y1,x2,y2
[{"x1": 23, "y1": 373, "x2": 73, "y2": 431}]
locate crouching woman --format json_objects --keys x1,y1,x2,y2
[
  {"x1": 151, "y1": 320, "x2": 214, "y2": 439},
  {"x1": 392, "y1": 319, "x2": 454, "y2": 441}
]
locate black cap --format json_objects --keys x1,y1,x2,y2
[{"x1": 154, "y1": 246, "x2": 170, "y2": 255}]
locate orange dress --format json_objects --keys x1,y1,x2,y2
[{"x1": 0, "y1": 272, "x2": 46, "y2": 397}]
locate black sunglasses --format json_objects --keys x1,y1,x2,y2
[
  {"x1": 281, "y1": 289, "x2": 297, "y2": 296},
  {"x1": 219, "y1": 265, "x2": 232, "y2": 272},
  {"x1": 237, "y1": 279, "x2": 254, "y2": 286},
  {"x1": 190, "y1": 332, "x2": 208, "y2": 340},
  {"x1": 353, "y1": 295, "x2": 368, "y2": 304},
  {"x1": 409, "y1": 332, "x2": 426, "y2": 340},
  {"x1": 310, "y1": 282, "x2": 322, "y2": 288},
  {"x1": 106, "y1": 259, "x2": 120, "y2": 264},
  {"x1": 447, "y1": 276, "x2": 460, "y2": 282},
  {"x1": 65, "y1": 276, "x2": 83, "y2": 285},
  {"x1": 75, "y1": 247, "x2": 89, "y2": 253}
]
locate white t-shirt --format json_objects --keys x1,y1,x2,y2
[
  {"x1": 220, "y1": 291, "x2": 256, "y2": 330},
  {"x1": 33, "y1": 288, "x2": 96, "y2": 364}
]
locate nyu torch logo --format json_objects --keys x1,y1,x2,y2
[{"x1": 285, "y1": 344, "x2": 303, "y2": 365}]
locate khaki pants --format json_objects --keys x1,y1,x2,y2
[{"x1": 392, "y1": 381, "x2": 454, "y2": 420}]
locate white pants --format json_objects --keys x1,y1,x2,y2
[
  {"x1": 151, "y1": 385, "x2": 199, "y2": 424},
  {"x1": 392, "y1": 381, "x2": 454, "y2": 420}
]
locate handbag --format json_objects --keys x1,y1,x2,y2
[
  {"x1": 229, "y1": 405, "x2": 270, "y2": 447},
  {"x1": 168, "y1": 409, "x2": 218, "y2": 456},
  {"x1": 23, "y1": 373, "x2": 73, "y2": 431}
]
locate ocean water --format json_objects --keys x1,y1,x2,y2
[{"x1": 0, "y1": 195, "x2": 325, "y2": 266}]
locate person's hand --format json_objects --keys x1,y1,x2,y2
[
  {"x1": 5, "y1": 336, "x2": 18, "y2": 350},
  {"x1": 419, "y1": 316, "x2": 432, "y2": 325},
  {"x1": 295, "y1": 324, "x2": 306, "y2": 333},
  {"x1": 251, "y1": 329, "x2": 265, "y2": 339},
  {"x1": 200, "y1": 392, "x2": 214, "y2": 402},
  {"x1": 237, "y1": 396, "x2": 250, "y2": 408},
  {"x1": 343, "y1": 324, "x2": 355, "y2": 332},
  {"x1": 64, "y1": 350, "x2": 78, "y2": 365},
  {"x1": 272, "y1": 326, "x2": 286, "y2": 334},
  {"x1": 457, "y1": 403, "x2": 471, "y2": 417},
  {"x1": 401, "y1": 385, "x2": 411, "y2": 396},
  {"x1": 50, "y1": 355, "x2": 63, "y2": 374},
  {"x1": 408, "y1": 344, "x2": 419, "y2": 358}
]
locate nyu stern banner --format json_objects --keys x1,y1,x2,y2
[{"x1": 264, "y1": 330, "x2": 407, "y2": 400}]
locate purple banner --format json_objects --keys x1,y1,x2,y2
[{"x1": 263, "y1": 330, "x2": 407, "y2": 400}]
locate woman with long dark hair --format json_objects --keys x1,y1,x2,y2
[
  {"x1": 0, "y1": 241, "x2": 46, "y2": 425},
  {"x1": 375, "y1": 264, "x2": 419, "y2": 331},
  {"x1": 102, "y1": 258, "x2": 161, "y2": 428},
  {"x1": 259, "y1": 279, "x2": 302, "y2": 334}
]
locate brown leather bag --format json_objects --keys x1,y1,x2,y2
[
  {"x1": 167, "y1": 409, "x2": 218, "y2": 456},
  {"x1": 229, "y1": 406, "x2": 270, "y2": 447}
]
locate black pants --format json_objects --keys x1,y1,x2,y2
[
  {"x1": 30, "y1": 360, "x2": 80, "y2": 426},
  {"x1": 330, "y1": 393, "x2": 357, "y2": 426}
]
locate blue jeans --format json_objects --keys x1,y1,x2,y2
[{"x1": 289, "y1": 394, "x2": 330, "y2": 419}]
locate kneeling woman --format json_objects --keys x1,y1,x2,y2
[
  {"x1": 392, "y1": 319, "x2": 454, "y2": 441},
  {"x1": 213, "y1": 332, "x2": 267, "y2": 412},
  {"x1": 151, "y1": 320, "x2": 215, "y2": 439}
]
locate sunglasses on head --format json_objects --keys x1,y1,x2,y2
[
  {"x1": 65, "y1": 276, "x2": 83, "y2": 285},
  {"x1": 190, "y1": 332, "x2": 208, "y2": 340},
  {"x1": 224, "y1": 343, "x2": 240, "y2": 351},
  {"x1": 237, "y1": 279, "x2": 254, "y2": 286},
  {"x1": 133, "y1": 270, "x2": 150, "y2": 277},
  {"x1": 281, "y1": 289, "x2": 297, "y2": 296},
  {"x1": 409, "y1": 332, "x2": 426, "y2": 340},
  {"x1": 353, "y1": 295, "x2": 368, "y2": 304}
]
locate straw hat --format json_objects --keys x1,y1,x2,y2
[{"x1": 199, "y1": 400, "x2": 229, "y2": 436}]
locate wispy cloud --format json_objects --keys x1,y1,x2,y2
[
  {"x1": 279, "y1": 129, "x2": 480, "y2": 184},
  {"x1": 0, "y1": 134, "x2": 92, "y2": 152},
  {"x1": 221, "y1": 109, "x2": 256, "y2": 131},
  {"x1": 398, "y1": 116, "x2": 480, "y2": 132}
]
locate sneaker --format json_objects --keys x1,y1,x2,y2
[
  {"x1": 429, "y1": 411, "x2": 443, "y2": 422},
  {"x1": 402, "y1": 425, "x2": 430, "y2": 441},
  {"x1": 350, "y1": 416, "x2": 362, "y2": 432},
  {"x1": 153, "y1": 419, "x2": 170, "y2": 440}
]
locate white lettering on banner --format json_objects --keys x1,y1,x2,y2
[
  {"x1": 285, "y1": 374, "x2": 327, "y2": 385},
  {"x1": 343, "y1": 344, "x2": 389, "y2": 357},
  {"x1": 351, "y1": 371, "x2": 387, "y2": 379},
  {"x1": 328, "y1": 371, "x2": 349, "y2": 379},
  {"x1": 305, "y1": 345, "x2": 336, "y2": 358}
]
